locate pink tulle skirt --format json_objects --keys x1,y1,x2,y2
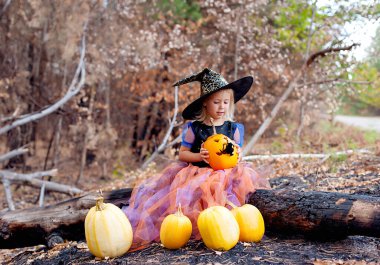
[{"x1": 123, "y1": 162, "x2": 270, "y2": 247}]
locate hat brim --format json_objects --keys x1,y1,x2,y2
[{"x1": 182, "y1": 76, "x2": 253, "y2": 120}]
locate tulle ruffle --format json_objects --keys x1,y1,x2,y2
[{"x1": 123, "y1": 162, "x2": 270, "y2": 247}]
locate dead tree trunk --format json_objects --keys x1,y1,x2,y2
[{"x1": 1, "y1": 188, "x2": 379, "y2": 248}]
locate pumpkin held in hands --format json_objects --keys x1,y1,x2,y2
[
  {"x1": 160, "y1": 204, "x2": 192, "y2": 249},
  {"x1": 197, "y1": 206, "x2": 240, "y2": 251},
  {"x1": 204, "y1": 134, "x2": 238, "y2": 170},
  {"x1": 85, "y1": 197, "x2": 133, "y2": 259},
  {"x1": 230, "y1": 203, "x2": 265, "y2": 243}
]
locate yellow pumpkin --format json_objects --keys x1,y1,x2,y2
[
  {"x1": 160, "y1": 204, "x2": 192, "y2": 249},
  {"x1": 204, "y1": 134, "x2": 238, "y2": 170},
  {"x1": 197, "y1": 206, "x2": 239, "y2": 251},
  {"x1": 85, "y1": 197, "x2": 133, "y2": 258},
  {"x1": 230, "y1": 203, "x2": 265, "y2": 243}
]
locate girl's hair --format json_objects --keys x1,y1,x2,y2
[{"x1": 196, "y1": 89, "x2": 235, "y2": 122}]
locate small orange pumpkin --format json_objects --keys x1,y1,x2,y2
[
  {"x1": 203, "y1": 118, "x2": 238, "y2": 170},
  {"x1": 228, "y1": 201, "x2": 265, "y2": 243},
  {"x1": 160, "y1": 204, "x2": 192, "y2": 249}
]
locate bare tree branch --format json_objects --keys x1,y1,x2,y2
[
  {"x1": 39, "y1": 183, "x2": 46, "y2": 207},
  {"x1": 2, "y1": 177, "x2": 15, "y2": 210},
  {"x1": 0, "y1": 33, "x2": 87, "y2": 135},
  {"x1": 306, "y1": 43, "x2": 359, "y2": 66},
  {"x1": 233, "y1": 4, "x2": 244, "y2": 80},
  {"x1": 0, "y1": 147, "x2": 28, "y2": 163},
  {"x1": 0, "y1": 0, "x2": 11, "y2": 17},
  {"x1": 243, "y1": 148, "x2": 371, "y2": 161},
  {"x1": 243, "y1": 44, "x2": 360, "y2": 156},
  {"x1": 297, "y1": 1, "x2": 317, "y2": 138},
  {"x1": 300, "y1": 78, "x2": 372, "y2": 87},
  {"x1": 77, "y1": 86, "x2": 95, "y2": 184},
  {"x1": 0, "y1": 170, "x2": 82, "y2": 195},
  {"x1": 141, "y1": 85, "x2": 179, "y2": 169},
  {"x1": 1, "y1": 169, "x2": 58, "y2": 180}
]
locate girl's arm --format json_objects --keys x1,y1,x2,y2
[{"x1": 179, "y1": 145, "x2": 209, "y2": 163}]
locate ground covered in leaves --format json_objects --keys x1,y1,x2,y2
[
  {"x1": 1, "y1": 153, "x2": 380, "y2": 264},
  {"x1": 1, "y1": 120, "x2": 380, "y2": 264},
  {"x1": 3, "y1": 235, "x2": 380, "y2": 265}
]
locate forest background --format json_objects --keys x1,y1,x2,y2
[{"x1": 0, "y1": 0, "x2": 380, "y2": 211}]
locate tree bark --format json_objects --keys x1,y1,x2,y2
[
  {"x1": 1, "y1": 188, "x2": 380, "y2": 248},
  {"x1": 249, "y1": 189, "x2": 380, "y2": 240}
]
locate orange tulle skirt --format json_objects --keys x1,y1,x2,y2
[{"x1": 123, "y1": 161, "x2": 271, "y2": 248}]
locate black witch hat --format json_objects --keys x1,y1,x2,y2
[{"x1": 173, "y1": 68, "x2": 253, "y2": 120}]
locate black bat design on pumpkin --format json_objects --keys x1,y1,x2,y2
[{"x1": 216, "y1": 141, "x2": 235, "y2": 156}]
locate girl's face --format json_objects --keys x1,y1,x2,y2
[{"x1": 203, "y1": 90, "x2": 232, "y2": 121}]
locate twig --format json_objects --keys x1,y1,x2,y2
[
  {"x1": 141, "y1": 85, "x2": 179, "y2": 169},
  {"x1": 300, "y1": 78, "x2": 372, "y2": 87},
  {"x1": 2, "y1": 177, "x2": 15, "y2": 211},
  {"x1": 297, "y1": 1, "x2": 316, "y2": 138},
  {"x1": 306, "y1": 43, "x2": 359, "y2": 66},
  {"x1": 166, "y1": 134, "x2": 182, "y2": 148},
  {"x1": 0, "y1": 30, "x2": 87, "y2": 135},
  {"x1": 0, "y1": 147, "x2": 28, "y2": 163},
  {"x1": 39, "y1": 183, "x2": 46, "y2": 207},
  {"x1": 53, "y1": 115, "x2": 63, "y2": 167},
  {"x1": 0, "y1": 0, "x2": 11, "y2": 17},
  {"x1": 77, "y1": 86, "x2": 95, "y2": 184},
  {"x1": 242, "y1": 149, "x2": 371, "y2": 161},
  {"x1": 0, "y1": 169, "x2": 58, "y2": 179}
]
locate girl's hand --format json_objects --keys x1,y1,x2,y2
[
  {"x1": 200, "y1": 143, "x2": 209, "y2": 164},
  {"x1": 231, "y1": 140, "x2": 242, "y2": 162}
]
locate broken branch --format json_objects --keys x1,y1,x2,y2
[
  {"x1": 0, "y1": 170, "x2": 82, "y2": 195},
  {"x1": 0, "y1": 147, "x2": 29, "y2": 163},
  {"x1": 0, "y1": 32, "x2": 86, "y2": 135}
]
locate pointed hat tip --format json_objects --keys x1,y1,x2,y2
[{"x1": 172, "y1": 68, "x2": 211, "y2": 87}]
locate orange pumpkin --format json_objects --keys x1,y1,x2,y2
[
  {"x1": 230, "y1": 203, "x2": 265, "y2": 243},
  {"x1": 160, "y1": 204, "x2": 192, "y2": 249},
  {"x1": 204, "y1": 134, "x2": 238, "y2": 170}
]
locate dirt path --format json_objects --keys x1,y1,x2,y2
[{"x1": 334, "y1": 115, "x2": 380, "y2": 132}]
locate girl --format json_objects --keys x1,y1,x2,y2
[{"x1": 123, "y1": 68, "x2": 270, "y2": 247}]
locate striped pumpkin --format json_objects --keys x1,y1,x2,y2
[
  {"x1": 197, "y1": 206, "x2": 239, "y2": 251},
  {"x1": 85, "y1": 197, "x2": 133, "y2": 258}
]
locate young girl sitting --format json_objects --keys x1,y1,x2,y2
[{"x1": 123, "y1": 68, "x2": 271, "y2": 247}]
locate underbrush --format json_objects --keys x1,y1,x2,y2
[{"x1": 255, "y1": 119, "x2": 380, "y2": 155}]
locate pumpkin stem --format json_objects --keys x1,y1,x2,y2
[
  {"x1": 209, "y1": 118, "x2": 217, "y2": 135},
  {"x1": 95, "y1": 197, "x2": 106, "y2": 211},
  {"x1": 176, "y1": 203, "x2": 184, "y2": 217},
  {"x1": 226, "y1": 199, "x2": 238, "y2": 209}
]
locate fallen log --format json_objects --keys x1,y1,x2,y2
[
  {"x1": 0, "y1": 188, "x2": 132, "y2": 248},
  {"x1": 249, "y1": 189, "x2": 380, "y2": 240},
  {"x1": 1, "y1": 188, "x2": 379, "y2": 248}
]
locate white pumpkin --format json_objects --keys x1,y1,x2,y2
[{"x1": 85, "y1": 197, "x2": 133, "y2": 258}]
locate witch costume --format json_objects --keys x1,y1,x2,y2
[{"x1": 123, "y1": 68, "x2": 271, "y2": 247}]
